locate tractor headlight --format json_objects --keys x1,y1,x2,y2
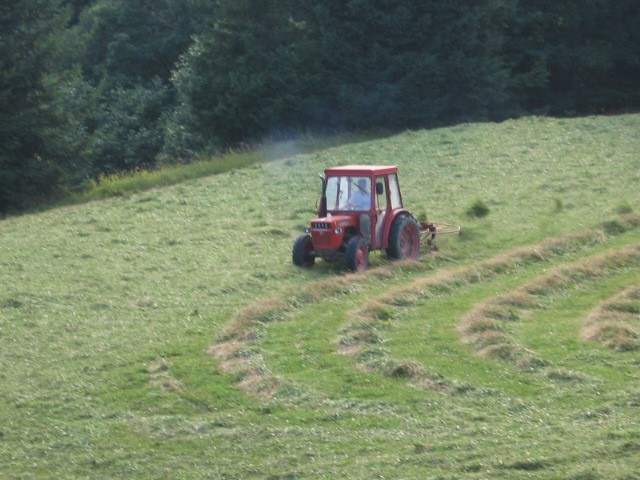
[
  {"x1": 305, "y1": 227, "x2": 311, "y2": 234},
  {"x1": 334, "y1": 227, "x2": 343, "y2": 234}
]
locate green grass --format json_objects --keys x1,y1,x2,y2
[
  {"x1": 51, "y1": 131, "x2": 379, "y2": 210},
  {"x1": 72, "y1": 152, "x2": 259, "y2": 202},
  {"x1": 1, "y1": 114, "x2": 640, "y2": 478}
]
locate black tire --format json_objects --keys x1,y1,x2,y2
[
  {"x1": 345, "y1": 236, "x2": 368, "y2": 273},
  {"x1": 386, "y1": 215, "x2": 420, "y2": 260},
  {"x1": 292, "y1": 235, "x2": 315, "y2": 268}
]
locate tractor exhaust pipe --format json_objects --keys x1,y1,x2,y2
[{"x1": 318, "y1": 174, "x2": 327, "y2": 217}]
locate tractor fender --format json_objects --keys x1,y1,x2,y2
[{"x1": 382, "y1": 209, "x2": 415, "y2": 248}]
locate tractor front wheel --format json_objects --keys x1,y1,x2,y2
[
  {"x1": 386, "y1": 215, "x2": 420, "y2": 260},
  {"x1": 346, "y1": 236, "x2": 368, "y2": 273},
  {"x1": 292, "y1": 235, "x2": 315, "y2": 268}
]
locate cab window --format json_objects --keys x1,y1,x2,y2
[
  {"x1": 325, "y1": 175, "x2": 371, "y2": 211},
  {"x1": 375, "y1": 176, "x2": 388, "y2": 211},
  {"x1": 388, "y1": 174, "x2": 403, "y2": 209}
]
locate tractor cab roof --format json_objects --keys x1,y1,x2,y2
[{"x1": 324, "y1": 165, "x2": 398, "y2": 177}]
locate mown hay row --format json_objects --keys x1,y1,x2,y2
[
  {"x1": 208, "y1": 276, "x2": 368, "y2": 397},
  {"x1": 338, "y1": 227, "x2": 611, "y2": 343},
  {"x1": 210, "y1": 215, "x2": 639, "y2": 396},
  {"x1": 337, "y1": 219, "x2": 640, "y2": 387},
  {"x1": 581, "y1": 285, "x2": 640, "y2": 351},
  {"x1": 460, "y1": 244, "x2": 640, "y2": 369},
  {"x1": 376, "y1": 227, "x2": 611, "y2": 308}
]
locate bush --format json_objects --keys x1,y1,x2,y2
[
  {"x1": 602, "y1": 219, "x2": 629, "y2": 235},
  {"x1": 466, "y1": 200, "x2": 490, "y2": 218},
  {"x1": 614, "y1": 201, "x2": 633, "y2": 215}
]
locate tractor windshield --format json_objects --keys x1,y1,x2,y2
[{"x1": 325, "y1": 176, "x2": 371, "y2": 211}]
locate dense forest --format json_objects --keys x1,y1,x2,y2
[{"x1": 1, "y1": 0, "x2": 639, "y2": 214}]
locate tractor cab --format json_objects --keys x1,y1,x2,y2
[{"x1": 293, "y1": 165, "x2": 421, "y2": 273}]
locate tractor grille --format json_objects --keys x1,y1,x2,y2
[
  {"x1": 312, "y1": 234, "x2": 334, "y2": 248},
  {"x1": 312, "y1": 222, "x2": 331, "y2": 229}
]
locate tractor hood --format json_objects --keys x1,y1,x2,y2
[
  {"x1": 309, "y1": 215, "x2": 357, "y2": 230},
  {"x1": 307, "y1": 214, "x2": 356, "y2": 252}
]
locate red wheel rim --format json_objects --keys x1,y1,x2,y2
[{"x1": 400, "y1": 224, "x2": 419, "y2": 259}]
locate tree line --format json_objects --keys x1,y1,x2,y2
[{"x1": 2, "y1": 0, "x2": 639, "y2": 214}]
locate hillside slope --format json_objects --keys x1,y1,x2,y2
[{"x1": 1, "y1": 115, "x2": 639, "y2": 478}]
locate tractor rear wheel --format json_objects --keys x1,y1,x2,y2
[
  {"x1": 346, "y1": 236, "x2": 368, "y2": 273},
  {"x1": 292, "y1": 235, "x2": 315, "y2": 268},
  {"x1": 386, "y1": 215, "x2": 420, "y2": 260}
]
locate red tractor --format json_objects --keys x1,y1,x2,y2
[{"x1": 293, "y1": 165, "x2": 435, "y2": 273}]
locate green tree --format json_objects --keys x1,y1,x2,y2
[
  {"x1": 78, "y1": 0, "x2": 213, "y2": 86},
  {"x1": 65, "y1": 0, "x2": 95, "y2": 24},
  {"x1": 0, "y1": 0, "x2": 88, "y2": 213},
  {"x1": 170, "y1": 0, "x2": 514, "y2": 155},
  {"x1": 76, "y1": 0, "x2": 216, "y2": 172},
  {"x1": 84, "y1": 79, "x2": 170, "y2": 173},
  {"x1": 308, "y1": 0, "x2": 512, "y2": 127},
  {"x1": 168, "y1": 0, "x2": 322, "y2": 154},
  {"x1": 545, "y1": 1, "x2": 640, "y2": 114},
  {"x1": 500, "y1": 1, "x2": 640, "y2": 115}
]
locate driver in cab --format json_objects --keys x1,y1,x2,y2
[{"x1": 347, "y1": 178, "x2": 371, "y2": 210}]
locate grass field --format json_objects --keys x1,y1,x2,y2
[{"x1": 1, "y1": 114, "x2": 639, "y2": 479}]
